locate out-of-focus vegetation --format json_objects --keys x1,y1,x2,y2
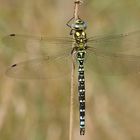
[{"x1": 0, "y1": 0, "x2": 140, "y2": 140}]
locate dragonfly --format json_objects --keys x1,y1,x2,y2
[{"x1": 2, "y1": 17, "x2": 140, "y2": 135}]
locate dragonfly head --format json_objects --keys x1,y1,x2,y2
[{"x1": 71, "y1": 19, "x2": 87, "y2": 31}]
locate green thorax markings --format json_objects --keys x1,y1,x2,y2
[
  {"x1": 74, "y1": 30, "x2": 87, "y2": 49},
  {"x1": 70, "y1": 19, "x2": 88, "y2": 51}
]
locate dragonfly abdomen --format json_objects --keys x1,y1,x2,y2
[{"x1": 77, "y1": 50, "x2": 86, "y2": 135}]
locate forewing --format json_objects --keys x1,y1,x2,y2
[
  {"x1": 2, "y1": 34, "x2": 73, "y2": 56},
  {"x1": 88, "y1": 30, "x2": 140, "y2": 56}
]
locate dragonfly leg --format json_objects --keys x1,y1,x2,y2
[{"x1": 66, "y1": 17, "x2": 74, "y2": 28}]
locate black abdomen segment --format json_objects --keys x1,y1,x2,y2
[{"x1": 77, "y1": 50, "x2": 86, "y2": 135}]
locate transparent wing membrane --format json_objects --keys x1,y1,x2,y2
[
  {"x1": 86, "y1": 30, "x2": 140, "y2": 75},
  {"x1": 88, "y1": 30, "x2": 140, "y2": 44},
  {"x1": 3, "y1": 34, "x2": 73, "y2": 45},
  {"x1": 6, "y1": 55, "x2": 72, "y2": 79},
  {"x1": 87, "y1": 30, "x2": 140, "y2": 55},
  {"x1": 3, "y1": 30, "x2": 140, "y2": 78},
  {"x1": 87, "y1": 52, "x2": 140, "y2": 75},
  {"x1": 2, "y1": 34, "x2": 73, "y2": 54}
]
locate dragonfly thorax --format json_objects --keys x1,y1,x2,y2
[
  {"x1": 68, "y1": 19, "x2": 88, "y2": 52},
  {"x1": 74, "y1": 30, "x2": 87, "y2": 47},
  {"x1": 70, "y1": 19, "x2": 87, "y2": 48}
]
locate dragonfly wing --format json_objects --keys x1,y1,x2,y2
[
  {"x1": 87, "y1": 51, "x2": 140, "y2": 75},
  {"x1": 87, "y1": 30, "x2": 140, "y2": 56},
  {"x1": 6, "y1": 55, "x2": 72, "y2": 79},
  {"x1": 2, "y1": 34, "x2": 73, "y2": 56},
  {"x1": 86, "y1": 30, "x2": 140, "y2": 75}
]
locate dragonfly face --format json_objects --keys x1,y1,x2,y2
[{"x1": 71, "y1": 19, "x2": 87, "y2": 30}]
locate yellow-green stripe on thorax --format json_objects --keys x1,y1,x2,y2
[{"x1": 74, "y1": 30, "x2": 87, "y2": 50}]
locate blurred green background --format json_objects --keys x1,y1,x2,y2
[{"x1": 0, "y1": 0, "x2": 140, "y2": 140}]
